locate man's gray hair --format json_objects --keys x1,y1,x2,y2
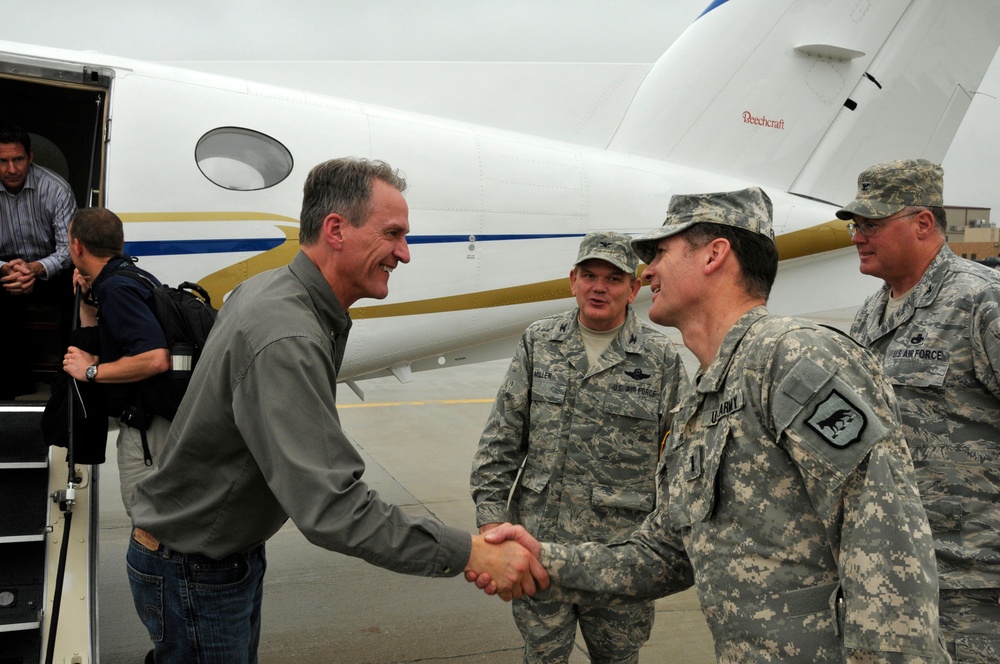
[
  {"x1": 904, "y1": 206, "x2": 948, "y2": 234},
  {"x1": 299, "y1": 158, "x2": 407, "y2": 245}
]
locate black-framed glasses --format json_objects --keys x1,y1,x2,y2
[{"x1": 846, "y1": 211, "x2": 920, "y2": 238}]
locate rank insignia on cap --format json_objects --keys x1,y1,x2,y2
[
  {"x1": 860, "y1": 181, "x2": 872, "y2": 192},
  {"x1": 806, "y1": 390, "x2": 867, "y2": 448}
]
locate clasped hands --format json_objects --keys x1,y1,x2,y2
[
  {"x1": 1, "y1": 259, "x2": 37, "y2": 294},
  {"x1": 465, "y1": 523, "x2": 545, "y2": 602}
]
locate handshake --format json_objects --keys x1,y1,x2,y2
[{"x1": 464, "y1": 523, "x2": 546, "y2": 602}]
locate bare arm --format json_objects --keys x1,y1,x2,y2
[{"x1": 64, "y1": 346, "x2": 169, "y2": 383}]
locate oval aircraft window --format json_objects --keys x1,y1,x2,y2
[{"x1": 196, "y1": 127, "x2": 292, "y2": 191}]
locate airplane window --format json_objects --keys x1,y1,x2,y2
[{"x1": 196, "y1": 127, "x2": 292, "y2": 191}]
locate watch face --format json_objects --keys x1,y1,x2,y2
[{"x1": 86, "y1": 365, "x2": 98, "y2": 380}]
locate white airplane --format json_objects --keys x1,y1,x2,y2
[{"x1": 2, "y1": 0, "x2": 998, "y2": 661}]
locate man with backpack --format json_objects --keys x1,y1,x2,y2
[{"x1": 62, "y1": 207, "x2": 171, "y2": 514}]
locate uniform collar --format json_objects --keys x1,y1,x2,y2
[
  {"x1": 695, "y1": 305, "x2": 768, "y2": 394},
  {"x1": 908, "y1": 244, "x2": 952, "y2": 309},
  {"x1": 547, "y1": 305, "x2": 644, "y2": 350},
  {"x1": 864, "y1": 244, "x2": 952, "y2": 337}
]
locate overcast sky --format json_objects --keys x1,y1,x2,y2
[{"x1": 4, "y1": 0, "x2": 998, "y2": 211}]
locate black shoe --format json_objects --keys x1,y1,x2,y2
[{"x1": 144, "y1": 649, "x2": 155, "y2": 664}]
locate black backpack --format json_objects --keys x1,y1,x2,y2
[{"x1": 113, "y1": 268, "x2": 219, "y2": 421}]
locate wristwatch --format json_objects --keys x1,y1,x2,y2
[{"x1": 85, "y1": 363, "x2": 99, "y2": 383}]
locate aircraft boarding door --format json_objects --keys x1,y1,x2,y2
[
  {"x1": 1, "y1": 63, "x2": 110, "y2": 664},
  {"x1": 2, "y1": 72, "x2": 109, "y2": 379},
  {"x1": 0, "y1": 71, "x2": 109, "y2": 209}
]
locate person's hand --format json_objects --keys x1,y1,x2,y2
[
  {"x1": 64, "y1": 346, "x2": 98, "y2": 382},
  {"x1": 2, "y1": 260, "x2": 35, "y2": 294},
  {"x1": 467, "y1": 519, "x2": 502, "y2": 594},
  {"x1": 483, "y1": 523, "x2": 541, "y2": 557},
  {"x1": 465, "y1": 532, "x2": 548, "y2": 602},
  {"x1": 72, "y1": 268, "x2": 91, "y2": 295},
  {"x1": 2, "y1": 259, "x2": 26, "y2": 275},
  {"x1": 72, "y1": 268, "x2": 99, "y2": 325},
  {"x1": 466, "y1": 524, "x2": 544, "y2": 596}
]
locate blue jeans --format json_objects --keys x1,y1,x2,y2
[{"x1": 126, "y1": 528, "x2": 267, "y2": 664}]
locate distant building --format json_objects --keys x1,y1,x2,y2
[{"x1": 945, "y1": 206, "x2": 999, "y2": 265}]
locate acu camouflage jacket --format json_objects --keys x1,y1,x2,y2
[
  {"x1": 542, "y1": 308, "x2": 948, "y2": 663},
  {"x1": 470, "y1": 306, "x2": 687, "y2": 545},
  {"x1": 852, "y1": 244, "x2": 1000, "y2": 590}
]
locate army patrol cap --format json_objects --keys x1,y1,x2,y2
[
  {"x1": 835, "y1": 159, "x2": 944, "y2": 220},
  {"x1": 574, "y1": 231, "x2": 640, "y2": 274},
  {"x1": 631, "y1": 187, "x2": 774, "y2": 264}
]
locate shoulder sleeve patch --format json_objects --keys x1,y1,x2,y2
[
  {"x1": 775, "y1": 352, "x2": 889, "y2": 479},
  {"x1": 805, "y1": 390, "x2": 867, "y2": 448}
]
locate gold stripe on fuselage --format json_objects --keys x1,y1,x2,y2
[{"x1": 119, "y1": 214, "x2": 852, "y2": 318}]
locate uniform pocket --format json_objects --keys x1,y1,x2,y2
[
  {"x1": 883, "y1": 341, "x2": 949, "y2": 388},
  {"x1": 666, "y1": 417, "x2": 730, "y2": 527},
  {"x1": 955, "y1": 633, "x2": 1000, "y2": 664},
  {"x1": 591, "y1": 485, "x2": 655, "y2": 512},
  {"x1": 530, "y1": 377, "x2": 567, "y2": 404},
  {"x1": 603, "y1": 382, "x2": 659, "y2": 422}
]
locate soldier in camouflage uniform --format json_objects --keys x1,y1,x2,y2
[
  {"x1": 470, "y1": 231, "x2": 689, "y2": 663},
  {"x1": 839, "y1": 159, "x2": 1000, "y2": 663},
  {"x1": 476, "y1": 188, "x2": 949, "y2": 662}
]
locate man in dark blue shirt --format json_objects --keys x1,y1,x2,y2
[{"x1": 62, "y1": 207, "x2": 170, "y2": 514}]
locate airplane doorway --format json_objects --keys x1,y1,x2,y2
[
  {"x1": 1, "y1": 72, "x2": 109, "y2": 208},
  {"x1": 1, "y1": 71, "x2": 110, "y2": 387},
  {"x1": 1, "y1": 67, "x2": 110, "y2": 664}
]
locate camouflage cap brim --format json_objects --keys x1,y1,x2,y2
[
  {"x1": 630, "y1": 221, "x2": 697, "y2": 264},
  {"x1": 835, "y1": 199, "x2": 906, "y2": 221},
  {"x1": 631, "y1": 187, "x2": 774, "y2": 264}
]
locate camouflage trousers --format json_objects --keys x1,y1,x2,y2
[
  {"x1": 512, "y1": 595, "x2": 654, "y2": 663},
  {"x1": 939, "y1": 588, "x2": 1000, "y2": 664}
]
